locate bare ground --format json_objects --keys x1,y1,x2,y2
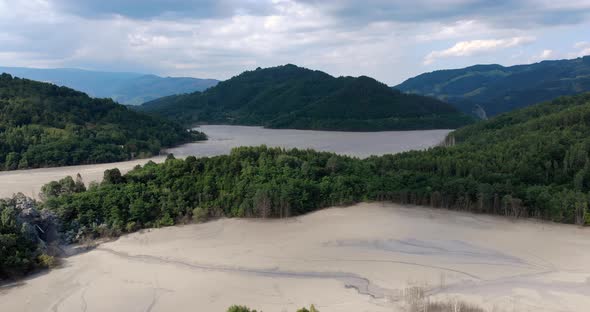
[{"x1": 2, "y1": 203, "x2": 589, "y2": 312}]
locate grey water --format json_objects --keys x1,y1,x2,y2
[{"x1": 168, "y1": 125, "x2": 451, "y2": 159}]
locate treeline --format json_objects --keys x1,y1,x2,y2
[
  {"x1": 0, "y1": 73, "x2": 205, "y2": 170},
  {"x1": 41, "y1": 93, "x2": 590, "y2": 243},
  {"x1": 42, "y1": 147, "x2": 371, "y2": 240}
]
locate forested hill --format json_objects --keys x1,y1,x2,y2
[
  {"x1": 0, "y1": 73, "x2": 204, "y2": 170},
  {"x1": 42, "y1": 93, "x2": 590, "y2": 242},
  {"x1": 139, "y1": 64, "x2": 474, "y2": 131},
  {"x1": 385, "y1": 92, "x2": 590, "y2": 223},
  {"x1": 395, "y1": 56, "x2": 590, "y2": 118}
]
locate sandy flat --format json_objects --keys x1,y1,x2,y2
[{"x1": 2, "y1": 202, "x2": 589, "y2": 312}]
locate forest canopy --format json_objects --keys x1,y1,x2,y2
[
  {"x1": 5, "y1": 92, "x2": 590, "y2": 278},
  {"x1": 0, "y1": 73, "x2": 205, "y2": 170},
  {"x1": 139, "y1": 64, "x2": 474, "y2": 131},
  {"x1": 396, "y1": 56, "x2": 590, "y2": 118}
]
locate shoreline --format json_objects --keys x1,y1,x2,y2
[{"x1": 0, "y1": 126, "x2": 451, "y2": 199}]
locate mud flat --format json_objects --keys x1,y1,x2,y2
[
  {"x1": 0, "y1": 126, "x2": 450, "y2": 198},
  {"x1": 2, "y1": 203, "x2": 589, "y2": 312}
]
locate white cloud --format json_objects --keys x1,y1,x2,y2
[
  {"x1": 1, "y1": 1, "x2": 590, "y2": 84},
  {"x1": 416, "y1": 20, "x2": 483, "y2": 41},
  {"x1": 539, "y1": 49, "x2": 553, "y2": 58},
  {"x1": 424, "y1": 36, "x2": 535, "y2": 64},
  {"x1": 572, "y1": 41, "x2": 590, "y2": 57},
  {"x1": 528, "y1": 49, "x2": 555, "y2": 62}
]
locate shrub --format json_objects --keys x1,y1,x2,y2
[
  {"x1": 192, "y1": 207, "x2": 209, "y2": 222},
  {"x1": 38, "y1": 254, "x2": 59, "y2": 269},
  {"x1": 227, "y1": 305, "x2": 257, "y2": 312}
]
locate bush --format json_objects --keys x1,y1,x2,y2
[
  {"x1": 297, "y1": 305, "x2": 319, "y2": 312},
  {"x1": 227, "y1": 305, "x2": 257, "y2": 312},
  {"x1": 192, "y1": 207, "x2": 209, "y2": 222},
  {"x1": 226, "y1": 305, "x2": 319, "y2": 312},
  {"x1": 37, "y1": 254, "x2": 59, "y2": 269}
]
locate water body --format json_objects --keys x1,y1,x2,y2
[
  {"x1": 0, "y1": 125, "x2": 451, "y2": 198},
  {"x1": 172, "y1": 125, "x2": 451, "y2": 159}
]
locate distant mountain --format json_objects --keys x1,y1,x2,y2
[
  {"x1": 395, "y1": 56, "x2": 590, "y2": 118},
  {"x1": 140, "y1": 64, "x2": 473, "y2": 131},
  {"x1": 0, "y1": 67, "x2": 219, "y2": 105},
  {"x1": 0, "y1": 73, "x2": 204, "y2": 170}
]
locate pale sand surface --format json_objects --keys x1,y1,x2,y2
[
  {"x1": 2, "y1": 203, "x2": 589, "y2": 312},
  {"x1": 0, "y1": 126, "x2": 450, "y2": 199}
]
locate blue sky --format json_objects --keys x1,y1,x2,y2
[{"x1": 1, "y1": 0, "x2": 589, "y2": 85}]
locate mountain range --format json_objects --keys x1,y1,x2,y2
[
  {"x1": 0, "y1": 67, "x2": 219, "y2": 105},
  {"x1": 395, "y1": 56, "x2": 590, "y2": 118},
  {"x1": 139, "y1": 64, "x2": 473, "y2": 131}
]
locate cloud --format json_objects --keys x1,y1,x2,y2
[
  {"x1": 538, "y1": 49, "x2": 554, "y2": 58},
  {"x1": 1, "y1": 0, "x2": 590, "y2": 85},
  {"x1": 51, "y1": 0, "x2": 277, "y2": 19},
  {"x1": 295, "y1": 0, "x2": 590, "y2": 28},
  {"x1": 424, "y1": 37, "x2": 536, "y2": 64},
  {"x1": 528, "y1": 49, "x2": 555, "y2": 63},
  {"x1": 572, "y1": 42, "x2": 590, "y2": 57}
]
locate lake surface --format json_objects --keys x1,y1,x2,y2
[
  {"x1": 0, "y1": 125, "x2": 451, "y2": 198},
  {"x1": 171, "y1": 125, "x2": 451, "y2": 159}
]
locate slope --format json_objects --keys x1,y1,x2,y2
[
  {"x1": 395, "y1": 56, "x2": 590, "y2": 117},
  {"x1": 140, "y1": 64, "x2": 473, "y2": 131},
  {"x1": 0, "y1": 73, "x2": 204, "y2": 170}
]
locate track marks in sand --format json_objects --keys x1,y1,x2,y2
[
  {"x1": 96, "y1": 246, "x2": 390, "y2": 299},
  {"x1": 50, "y1": 283, "x2": 89, "y2": 312},
  {"x1": 324, "y1": 239, "x2": 528, "y2": 267}
]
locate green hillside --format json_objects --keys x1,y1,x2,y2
[
  {"x1": 140, "y1": 65, "x2": 473, "y2": 131},
  {"x1": 395, "y1": 56, "x2": 590, "y2": 118},
  {"x1": 42, "y1": 93, "x2": 590, "y2": 242},
  {"x1": 382, "y1": 92, "x2": 590, "y2": 223},
  {"x1": 0, "y1": 73, "x2": 204, "y2": 170}
]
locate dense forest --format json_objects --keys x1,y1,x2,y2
[
  {"x1": 0, "y1": 73, "x2": 205, "y2": 170},
  {"x1": 139, "y1": 64, "x2": 474, "y2": 131},
  {"x1": 396, "y1": 56, "x2": 590, "y2": 118},
  {"x1": 4, "y1": 92, "x2": 590, "y2": 279},
  {"x1": 0, "y1": 67, "x2": 219, "y2": 105},
  {"x1": 45, "y1": 93, "x2": 590, "y2": 238}
]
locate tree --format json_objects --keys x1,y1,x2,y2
[
  {"x1": 253, "y1": 188, "x2": 272, "y2": 218},
  {"x1": 103, "y1": 168, "x2": 124, "y2": 185}
]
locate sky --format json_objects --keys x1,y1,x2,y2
[{"x1": 1, "y1": 0, "x2": 589, "y2": 85}]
